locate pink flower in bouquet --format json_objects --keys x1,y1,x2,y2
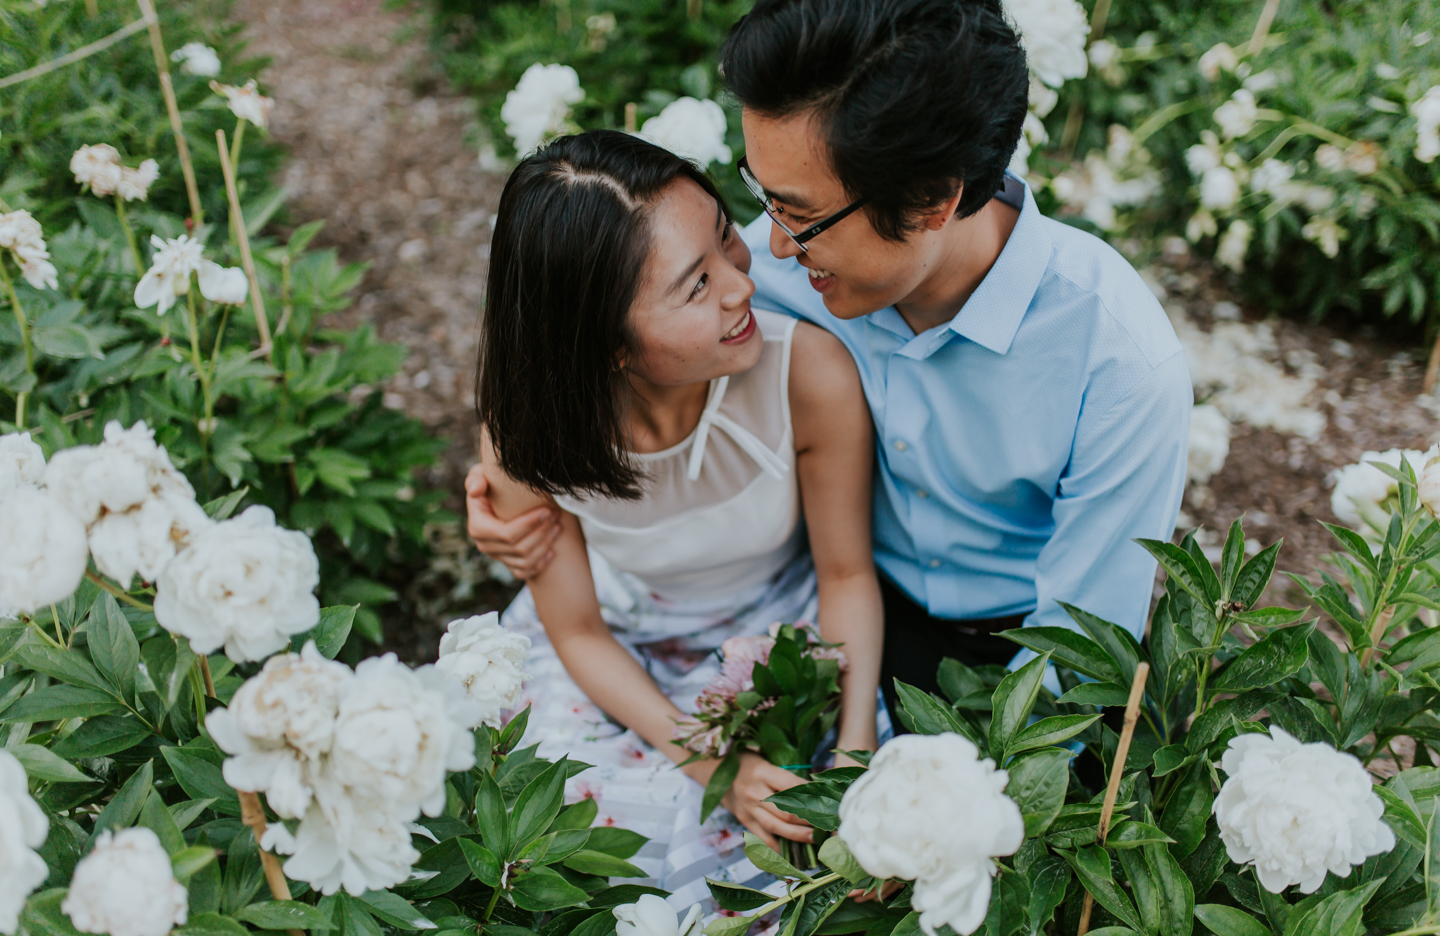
[
  {"x1": 713, "y1": 633, "x2": 775, "y2": 699},
  {"x1": 673, "y1": 716, "x2": 729, "y2": 758},
  {"x1": 810, "y1": 644, "x2": 850, "y2": 673}
]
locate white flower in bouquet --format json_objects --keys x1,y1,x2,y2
[
  {"x1": 1214, "y1": 727, "x2": 1395, "y2": 893},
  {"x1": 837, "y1": 734, "x2": 1024, "y2": 936},
  {"x1": 0, "y1": 486, "x2": 89, "y2": 618},
  {"x1": 263, "y1": 793, "x2": 420, "y2": 896},
  {"x1": 1003, "y1": 0, "x2": 1088, "y2": 88},
  {"x1": 116, "y1": 159, "x2": 161, "y2": 203},
  {"x1": 0, "y1": 750, "x2": 50, "y2": 935},
  {"x1": 639, "y1": 97, "x2": 733, "y2": 167},
  {"x1": 434, "y1": 612, "x2": 531, "y2": 728},
  {"x1": 1188, "y1": 403, "x2": 1231, "y2": 484},
  {"x1": 171, "y1": 42, "x2": 221, "y2": 77},
  {"x1": 134, "y1": 235, "x2": 248, "y2": 317},
  {"x1": 155, "y1": 505, "x2": 320, "y2": 662},
  {"x1": 210, "y1": 79, "x2": 273, "y2": 129},
  {"x1": 62, "y1": 827, "x2": 188, "y2": 936},
  {"x1": 1411, "y1": 86, "x2": 1440, "y2": 163},
  {"x1": 1301, "y1": 216, "x2": 1344, "y2": 258},
  {"x1": 0, "y1": 432, "x2": 45, "y2": 496},
  {"x1": 1200, "y1": 166, "x2": 1240, "y2": 210},
  {"x1": 0, "y1": 210, "x2": 58, "y2": 291},
  {"x1": 1199, "y1": 42, "x2": 1238, "y2": 81},
  {"x1": 1215, "y1": 220, "x2": 1252, "y2": 272},
  {"x1": 70, "y1": 144, "x2": 124, "y2": 196},
  {"x1": 207, "y1": 641, "x2": 351, "y2": 818},
  {"x1": 328, "y1": 654, "x2": 478, "y2": 818},
  {"x1": 1330, "y1": 448, "x2": 1430, "y2": 529},
  {"x1": 613, "y1": 896, "x2": 702, "y2": 936},
  {"x1": 501, "y1": 63, "x2": 584, "y2": 155},
  {"x1": 1214, "y1": 88, "x2": 1258, "y2": 140}
]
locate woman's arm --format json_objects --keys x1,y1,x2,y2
[
  {"x1": 469, "y1": 431, "x2": 810, "y2": 848},
  {"x1": 788, "y1": 324, "x2": 883, "y2": 761}
]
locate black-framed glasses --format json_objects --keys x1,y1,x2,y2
[{"x1": 737, "y1": 155, "x2": 866, "y2": 254}]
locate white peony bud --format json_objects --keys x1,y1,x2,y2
[
  {"x1": 134, "y1": 235, "x2": 247, "y2": 317},
  {"x1": 154, "y1": 505, "x2": 320, "y2": 662},
  {"x1": 0, "y1": 750, "x2": 50, "y2": 935},
  {"x1": 210, "y1": 79, "x2": 273, "y2": 129},
  {"x1": 434, "y1": 612, "x2": 531, "y2": 728},
  {"x1": 501, "y1": 63, "x2": 584, "y2": 155},
  {"x1": 1214, "y1": 728, "x2": 1395, "y2": 893},
  {"x1": 328, "y1": 654, "x2": 478, "y2": 819},
  {"x1": 264, "y1": 793, "x2": 419, "y2": 896},
  {"x1": 639, "y1": 98, "x2": 733, "y2": 167},
  {"x1": 207, "y1": 641, "x2": 352, "y2": 819},
  {"x1": 0, "y1": 432, "x2": 45, "y2": 496},
  {"x1": 116, "y1": 159, "x2": 160, "y2": 203},
  {"x1": 612, "y1": 896, "x2": 702, "y2": 936},
  {"x1": 197, "y1": 262, "x2": 248, "y2": 306},
  {"x1": 62, "y1": 827, "x2": 188, "y2": 936},
  {"x1": 837, "y1": 734, "x2": 1024, "y2": 936},
  {"x1": 0, "y1": 486, "x2": 89, "y2": 618},
  {"x1": 171, "y1": 42, "x2": 221, "y2": 77},
  {"x1": 70, "y1": 144, "x2": 123, "y2": 197}
]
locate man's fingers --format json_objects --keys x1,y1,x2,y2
[
  {"x1": 510, "y1": 514, "x2": 559, "y2": 559},
  {"x1": 498, "y1": 507, "x2": 557, "y2": 543},
  {"x1": 756, "y1": 762, "x2": 806, "y2": 791}
]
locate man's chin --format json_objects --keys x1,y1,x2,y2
[{"x1": 820, "y1": 288, "x2": 885, "y2": 321}]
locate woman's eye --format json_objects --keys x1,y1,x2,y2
[{"x1": 691, "y1": 273, "x2": 709, "y2": 299}]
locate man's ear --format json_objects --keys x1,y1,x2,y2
[{"x1": 921, "y1": 183, "x2": 965, "y2": 231}]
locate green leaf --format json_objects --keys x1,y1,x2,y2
[
  {"x1": 561, "y1": 849, "x2": 646, "y2": 878},
  {"x1": 704, "y1": 915, "x2": 755, "y2": 936},
  {"x1": 553, "y1": 797, "x2": 599, "y2": 832},
  {"x1": 161, "y1": 747, "x2": 241, "y2": 816},
  {"x1": 1232, "y1": 541, "x2": 1282, "y2": 609},
  {"x1": 87, "y1": 592, "x2": 140, "y2": 704},
  {"x1": 473, "y1": 769, "x2": 510, "y2": 858},
  {"x1": 13, "y1": 643, "x2": 118, "y2": 698},
  {"x1": 10, "y1": 744, "x2": 88, "y2": 783},
  {"x1": 1001, "y1": 627, "x2": 1120, "y2": 681},
  {"x1": 1375, "y1": 785, "x2": 1427, "y2": 849},
  {"x1": 50, "y1": 714, "x2": 151, "y2": 759},
  {"x1": 169, "y1": 799, "x2": 217, "y2": 832},
  {"x1": 458, "y1": 838, "x2": 502, "y2": 887},
  {"x1": 1321, "y1": 522, "x2": 1380, "y2": 575},
  {"x1": 90, "y1": 761, "x2": 154, "y2": 845},
  {"x1": 236, "y1": 901, "x2": 336, "y2": 931},
  {"x1": 1006, "y1": 713, "x2": 1100, "y2": 758},
  {"x1": 701, "y1": 751, "x2": 740, "y2": 824},
  {"x1": 743, "y1": 831, "x2": 811, "y2": 881},
  {"x1": 1106, "y1": 821, "x2": 1176, "y2": 849},
  {"x1": 510, "y1": 758, "x2": 571, "y2": 854},
  {"x1": 176, "y1": 913, "x2": 250, "y2": 936},
  {"x1": 509, "y1": 866, "x2": 593, "y2": 912},
  {"x1": 1229, "y1": 607, "x2": 1308, "y2": 627},
  {"x1": 989, "y1": 652, "x2": 1050, "y2": 759},
  {"x1": 1280, "y1": 880, "x2": 1383, "y2": 936},
  {"x1": 1220, "y1": 518, "x2": 1247, "y2": 599},
  {"x1": 1136, "y1": 539, "x2": 1216, "y2": 605},
  {"x1": 1193, "y1": 905, "x2": 1272, "y2": 936},
  {"x1": 140, "y1": 788, "x2": 186, "y2": 854},
  {"x1": 1006, "y1": 747, "x2": 1070, "y2": 837},
  {"x1": 1061, "y1": 846, "x2": 1143, "y2": 931},
  {"x1": 1023, "y1": 852, "x2": 1070, "y2": 932},
  {"x1": 708, "y1": 880, "x2": 775, "y2": 911},
  {"x1": 1143, "y1": 841, "x2": 1194, "y2": 936},
  {"x1": 585, "y1": 827, "x2": 646, "y2": 860},
  {"x1": 1056, "y1": 682, "x2": 1131, "y2": 706},
  {"x1": 1151, "y1": 744, "x2": 1197, "y2": 778},
  {"x1": 290, "y1": 606, "x2": 357, "y2": 659},
  {"x1": 1211, "y1": 623, "x2": 1315, "y2": 692},
  {"x1": 202, "y1": 488, "x2": 249, "y2": 521},
  {"x1": 0, "y1": 683, "x2": 125, "y2": 722},
  {"x1": 171, "y1": 846, "x2": 219, "y2": 883},
  {"x1": 20, "y1": 890, "x2": 85, "y2": 936},
  {"x1": 1059, "y1": 604, "x2": 1143, "y2": 686},
  {"x1": 817, "y1": 836, "x2": 869, "y2": 885},
  {"x1": 1158, "y1": 761, "x2": 1214, "y2": 859},
  {"x1": 357, "y1": 891, "x2": 437, "y2": 930}
]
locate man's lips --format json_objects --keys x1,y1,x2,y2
[{"x1": 806, "y1": 265, "x2": 836, "y2": 293}]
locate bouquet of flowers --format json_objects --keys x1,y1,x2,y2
[{"x1": 672, "y1": 622, "x2": 848, "y2": 867}]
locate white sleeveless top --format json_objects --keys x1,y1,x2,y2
[{"x1": 555, "y1": 309, "x2": 803, "y2": 602}]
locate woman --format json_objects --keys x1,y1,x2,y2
[{"x1": 470, "y1": 131, "x2": 883, "y2": 908}]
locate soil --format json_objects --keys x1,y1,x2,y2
[{"x1": 228, "y1": 0, "x2": 1440, "y2": 659}]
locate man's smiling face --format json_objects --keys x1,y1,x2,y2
[{"x1": 741, "y1": 107, "x2": 950, "y2": 321}]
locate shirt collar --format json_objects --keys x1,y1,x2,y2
[{"x1": 944, "y1": 172, "x2": 1052, "y2": 356}]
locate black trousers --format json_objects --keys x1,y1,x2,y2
[{"x1": 879, "y1": 576, "x2": 1027, "y2": 729}]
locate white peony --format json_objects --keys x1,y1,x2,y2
[
  {"x1": 154, "y1": 505, "x2": 320, "y2": 662},
  {"x1": 134, "y1": 235, "x2": 248, "y2": 317},
  {"x1": 171, "y1": 42, "x2": 221, "y2": 77},
  {"x1": 501, "y1": 63, "x2": 584, "y2": 155},
  {"x1": 263, "y1": 794, "x2": 419, "y2": 896},
  {"x1": 0, "y1": 210, "x2": 58, "y2": 291},
  {"x1": 116, "y1": 159, "x2": 161, "y2": 203},
  {"x1": 837, "y1": 734, "x2": 1024, "y2": 936},
  {"x1": 1199, "y1": 42, "x2": 1238, "y2": 82},
  {"x1": 1420, "y1": 454, "x2": 1440, "y2": 518},
  {"x1": 1188, "y1": 403, "x2": 1231, "y2": 484},
  {"x1": 0, "y1": 750, "x2": 50, "y2": 935},
  {"x1": 1216, "y1": 219, "x2": 1252, "y2": 272},
  {"x1": 62, "y1": 827, "x2": 188, "y2": 936},
  {"x1": 1214, "y1": 728, "x2": 1395, "y2": 893},
  {"x1": 0, "y1": 486, "x2": 89, "y2": 618},
  {"x1": 1249, "y1": 158, "x2": 1294, "y2": 196},
  {"x1": 639, "y1": 97, "x2": 733, "y2": 167},
  {"x1": 1200, "y1": 166, "x2": 1240, "y2": 210},
  {"x1": 1330, "y1": 448, "x2": 1430, "y2": 530},
  {"x1": 210, "y1": 79, "x2": 273, "y2": 129},
  {"x1": 0, "y1": 432, "x2": 45, "y2": 496},
  {"x1": 435, "y1": 612, "x2": 531, "y2": 728},
  {"x1": 613, "y1": 896, "x2": 702, "y2": 936},
  {"x1": 328, "y1": 654, "x2": 479, "y2": 819},
  {"x1": 1027, "y1": 75, "x2": 1059, "y2": 118},
  {"x1": 1185, "y1": 133, "x2": 1223, "y2": 176},
  {"x1": 207, "y1": 641, "x2": 351, "y2": 819},
  {"x1": 1003, "y1": 0, "x2": 1088, "y2": 88},
  {"x1": 1214, "y1": 88, "x2": 1258, "y2": 140},
  {"x1": 70, "y1": 144, "x2": 124, "y2": 196},
  {"x1": 1411, "y1": 86, "x2": 1440, "y2": 164}
]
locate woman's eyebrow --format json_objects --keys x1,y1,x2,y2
[{"x1": 668, "y1": 254, "x2": 706, "y2": 296}]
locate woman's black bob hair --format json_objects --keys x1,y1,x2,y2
[{"x1": 477, "y1": 129, "x2": 732, "y2": 502}]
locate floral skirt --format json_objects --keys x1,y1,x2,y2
[{"x1": 500, "y1": 548, "x2": 825, "y2": 911}]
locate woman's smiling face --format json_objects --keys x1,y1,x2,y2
[{"x1": 624, "y1": 177, "x2": 760, "y2": 388}]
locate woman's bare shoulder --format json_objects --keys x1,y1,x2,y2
[{"x1": 788, "y1": 320, "x2": 862, "y2": 404}]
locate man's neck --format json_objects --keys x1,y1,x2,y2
[{"x1": 893, "y1": 196, "x2": 1021, "y2": 336}]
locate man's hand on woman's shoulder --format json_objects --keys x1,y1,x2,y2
[{"x1": 465, "y1": 432, "x2": 563, "y2": 580}]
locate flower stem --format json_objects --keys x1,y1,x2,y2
[
  {"x1": 186, "y1": 286, "x2": 216, "y2": 451},
  {"x1": 27, "y1": 616, "x2": 65, "y2": 652},
  {"x1": 85, "y1": 570, "x2": 154, "y2": 611},
  {"x1": 114, "y1": 194, "x2": 145, "y2": 277},
  {"x1": 0, "y1": 256, "x2": 35, "y2": 429},
  {"x1": 479, "y1": 885, "x2": 503, "y2": 930},
  {"x1": 230, "y1": 118, "x2": 246, "y2": 180},
  {"x1": 50, "y1": 605, "x2": 65, "y2": 648}
]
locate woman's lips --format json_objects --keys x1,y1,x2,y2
[{"x1": 720, "y1": 308, "x2": 757, "y2": 344}]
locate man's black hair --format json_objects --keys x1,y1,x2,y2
[{"x1": 720, "y1": 0, "x2": 1030, "y2": 241}]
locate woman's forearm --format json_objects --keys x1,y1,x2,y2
[{"x1": 815, "y1": 570, "x2": 883, "y2": 750}]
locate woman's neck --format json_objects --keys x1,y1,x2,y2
[{"x1": 624, "y1": 373, "x2": 711, "y2": 454}]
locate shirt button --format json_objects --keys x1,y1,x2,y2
[
  {"x1": 929, "y1": 558, "x2": 942, "y2": 568},
  {"x1": 894, "y1": 440, "x2": 908, "y2": 452},
  {"x1": 916, "y1": 489, "x2": 928, "y2": 499}
]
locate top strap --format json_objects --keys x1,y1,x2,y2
[{"x1": 685, "y1": 375, "x2": 790, "y2": 482}]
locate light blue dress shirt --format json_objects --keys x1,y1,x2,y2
[{"x1": 743, "y1": 174, "x2": 1192, "y2": 642}]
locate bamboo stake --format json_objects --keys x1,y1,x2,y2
[
  {"x1": 1247, "y1": 0, "x2": 1282, "y2": 57},
  {"x1": 624, "y1": 102, "x2": 637, "y2": 133},
  {"x1": 135, "y1": 0, "x2": 204, "y2": 225},
  {"x1": 198, "y1": 656, "x2": 216, "y2": 697},
  {"x1": 239, "y1": 791, "x2": 303, "y2": 936},
  {"x1": 1076, "y1": 662, "x2": 1150, "y2": 936},
  {"x1": 215, "y1": 129, "x2": 274, "y2": 360}
]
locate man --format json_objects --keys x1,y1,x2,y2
[{"x1": 468, "y1": 0, "x2": 1190, "y2": 716}]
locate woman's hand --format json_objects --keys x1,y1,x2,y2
[
  {"x1": 693, "y1": 752, "x2": 812, "y2": 852},
  {"x1": 465, "y1": 464, "x2": 561, "y2": 580}
]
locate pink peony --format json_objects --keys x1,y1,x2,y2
[{"x1": 713, "y1": 634, "x2": 775, "y2": 699}]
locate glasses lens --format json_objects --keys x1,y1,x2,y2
[{"x1": 739, "y1": 160, "x2": 806, "y2": 251}]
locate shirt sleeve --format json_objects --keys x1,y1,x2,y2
[{"x1": 1023, "y1": 348, "x2": 1192, "y2": 645}]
